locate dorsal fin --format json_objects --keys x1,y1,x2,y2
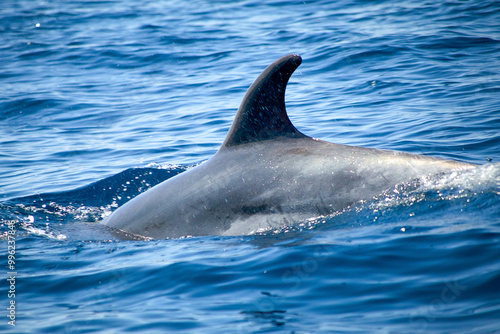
[{"x1": 221, "y1": 54, "x2": 307, "y2": 148}]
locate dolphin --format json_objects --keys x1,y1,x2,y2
[{"x1": 102, "y1": 54, "x2": 475, "y2": 239}]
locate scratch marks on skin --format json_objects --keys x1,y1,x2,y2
[
  {"x1": 381, "y1": 173, "x2": 390, "y2": 183},
  {"x1": 405, "y1": 160, "x2": 420, "y2": 174}
]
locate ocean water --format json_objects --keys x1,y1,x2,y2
[{"x1": 1, "y1": 0, "x2": 500, "y2": 333}]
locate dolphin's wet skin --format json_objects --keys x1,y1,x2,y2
[{"x1": 102, "y1": 54, "x2": 476, "y2": 239}]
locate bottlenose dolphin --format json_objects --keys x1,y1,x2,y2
[{"x1": 103, "y1": 54, "x2": 475, "y2": 239}]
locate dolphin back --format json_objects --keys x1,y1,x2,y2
[{"x1": 103, "y1": 54, "x2": 477, "y2": 239}]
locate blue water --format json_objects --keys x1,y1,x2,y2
[{"x1": 1, "y1": 0, "x2": 500, "y2": 332}]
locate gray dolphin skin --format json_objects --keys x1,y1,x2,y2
[{"x1": 102, "y1": 54, "x2": 476, "y2": 239}]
